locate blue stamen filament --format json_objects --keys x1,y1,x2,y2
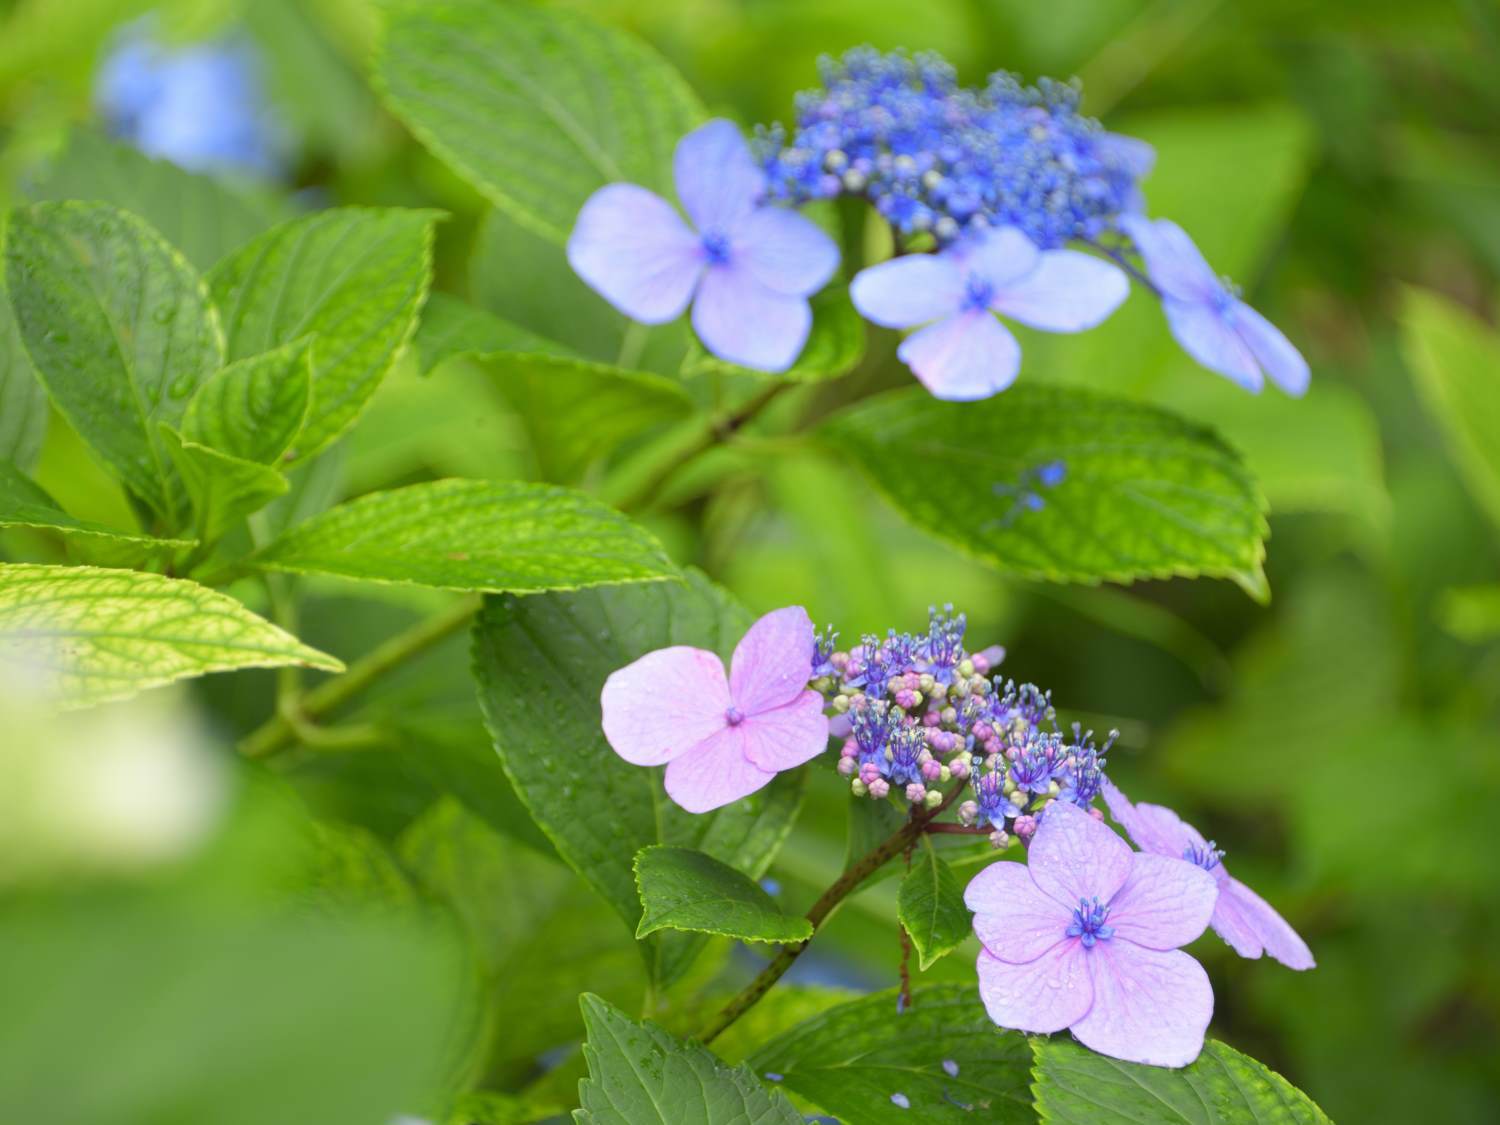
[
  {"x1": 1184, "y1": 841, "x2": 1225, "y2": 871},
  {"x1": 725, "y1": 706, "x2": 745, "y2": 726},
  {"x1": 1066, "y1": 897, "x2": 1114, "y2": 949},
  {"x1": 961, "y1": 275, "x2": 995, "y2": 312},
  {"x1": 701, "y1": 229, "x2": 733, "y2": 265}
]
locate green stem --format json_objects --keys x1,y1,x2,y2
[
  {"x1": 239, "y1": 593, "x2": 482, "y2": 759},
  {"x1": 608, "y1": 381, "x2": 791, "y2": 514},
  {"x1": 696, "y1": 783, "x2": 965, "y2": 1045}
]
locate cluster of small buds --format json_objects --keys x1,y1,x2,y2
[{"x1": 755, "y1": 47, "x2": 1147, "y2": 248}]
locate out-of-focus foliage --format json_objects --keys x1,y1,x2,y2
[{"x1": 1, "y1": 0, "x2": 1497, "y2": 1122}]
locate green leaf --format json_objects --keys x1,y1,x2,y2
[
  {"x1": 207, "y1": 207, "x2": 437, "y2": 461},
  {"x1": 897, "y1": 837, "x2": 972, "y2": 970},
  {"x1": 0, "y1": 229, "x2": 47, "y2": 468},
  {"x1": 1399, "y1": 286, "x2": 1500, "y2": 532},
  {"x1": 681, "y1": 288, "x2": 867, "y2": 384},
  {"x1": 1438, "y1": 584, "x2": 1500, "y2": 643},
  {"x1": 823, "y1": 385, "x2": 1270, "y2": 601},
  {"x1": 634, "y1": 845, "x2": 812, "y2": 944},
  {"x1": 413, "y1": 291, "x2": 574, "y2": 374},
  {"x1": 576, "y1": 993, "x2": 801, "y2": 1125},
  {"x1": 845, "y1": 792, "x2": 906, "y2": 883},
  {"x1": 400, "y1": 799, "x2": 647, "y2": 1082},
  {"x1": 0, "y1": 563, "x2": 342, "y2": 708},
  {"x1": 747, "y1": 984, "x2": 1036, "y2": 1124},
  {"x1": 479, "y1": 353, "x2": 695, "y2": 483},
  {"x1": 162, "y1": 427, "x2": 289, "y2": 544},
  {"x1": 375, "y1": 0, "x2": 702, "y2": 243},
  {"x1": 254, "y1": 478, "x2": 674, "y2": 593},
  {"x1": 24, "y1": 129, "x2": 289, "y2": 271},
  {"x1": 4, "y1": 201, "x2": 225, "y2": 519},
  {"x1": 471, "y1": 573, "x2": 806, "y2": 987},
  {"x1": 183, "y1": 339, "x2": 313, "y2": 464},
  {"x1": 0, "y1": 462, "x2": 192, "y2": 561},
  {"x1": 1032, "y1": 1037, "x2": 1331, "y2": 1124}
]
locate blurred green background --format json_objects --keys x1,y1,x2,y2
[{"x1": 2, "y1": 0, "x2": 1499, "y2": 1122}]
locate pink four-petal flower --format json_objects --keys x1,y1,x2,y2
[
  {"x1": 1102, "y1": 779, "x2": 1315, "y2": 971},
  {"x1": 600, "y1": 606, "x2": 830, "y2": 813},
  {"x1": 964, "y1": 801, "x2": 1217, "y2": 1067}
]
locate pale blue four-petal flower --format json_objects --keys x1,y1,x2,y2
[
  {"x1": 567, "y1": 119, "x2": 840, "y2": 373},
  {"x1": 1122, "y1": 215, "x2": 1309, "y2": 396}
]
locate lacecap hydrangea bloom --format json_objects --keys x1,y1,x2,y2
[
  {"x1": 568, "y1": 47, "x2": 1306, "y2": 398},
  {"x1": 95, "y1": 19, "x2": 285, "y2": 179},
  {"x1": 598, "y1": 602, "x2": 1314, "y2": 1067}
]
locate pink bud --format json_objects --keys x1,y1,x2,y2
[
  {"x1": 859, "y1": 762, "x2": 882, "y2": 785},
  {"x1": 868, "y1": 778, "x2": 890, "y2": 799},
  {"x1": 921, "y1": 758, "x2": 943, "y2": 781},
  {"x1": 903, "y1": 672, "x2": 922, "y2": 691},
  {"x1": 957, "y1": 800, "x2": 979, "y2": 825},
  {"x1": 895, "y1": 689, "x2": 919, "y2": 709},
  {"x1": 905, "y1": 783, "x2": 926, "y2": 803},
  {"x1": 949, "y1": 757, "x2": 970, "y2": 780},
  {"x1": 837, "y1": 756, "x2": 856, "y2": 776},
  {"x1": 988, "y1": 829, "x2": 1010, "y2": 849},
  {"x1": 972, "y1": 653, "x2": 991, "y2": 676},
  {"x1": 840, "y1": 739, "x2": 859, "y2": 759},
  {"x1": 1013, "y1": 815, "x2": 1037, "y2": 840},
  {"x1": 922, "y1": 710, "x2": 941, "y2": 727},
  {"x1": 973, "y1": 721, "x2": 993, "y2": 741}
]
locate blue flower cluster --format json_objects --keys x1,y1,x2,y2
[
  {"x1": 95, "y1": 20, "x2": 285, "y2": 179},
  {"x1": 810, "y1": 604, "x2": 1113, "y2": 845},
  {"x1": 756, "y1": 48, "x2": 1149, "y2": 249}
]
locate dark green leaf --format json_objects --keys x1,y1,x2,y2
[
  {"x1": 376, "y1": 0, "x2": 702, "y2": 242},
  {"x1": 748, "y1": 984, "x2": 1036, "y2": 1124},
  {"x1": 1032, "y1": 1036, "x2": 1332, "y2": 1124},
  {"x1": 183, "y1": 339, "x2": 313, "y2": 464},
  {"x1": 5, "y1": 201, "x2": 224, "y2": 519},
  {"x1": 576, "y1": 993, "x2": 801, "y2": 1125},
  {"x1": 478, "y1": 352, "x2": 695, "y2": 483},
  {"x1": 845, "y1": 792, "x2": 907, "y2": 883},
  {"x1": 681, "y1": 288, "x2": 866, "y2": 385},
  {"x1": 254, "y1": 478, "x2": 674, "y2": 592},
  {"x1": 0, "y1": 462, "x2": 191, "y2": 560},
  {"x1": 24, "y1": 128, "x2": 289, "y2": 271},
  {"x1": 0, "y1": 562, "x2": 342, "y2": 708},
  {"x1": 897, "y1": 837, "x2": 972, "y2": 970},
  {"x1": 634, "y1": 845, "x2": 812, "y2": 944},
  {"x1": 207, "y1": 207, "x2": 437, "y2": 460},
  {"x1": 823, "y1": 385, "x2": 1270, "y2": 601},
  {"x1": 413, "y1": 291, "x2": 573, "y2": 374},
  {"x1": 470, "y1": 572, "x2": 806, "y2": 986}
]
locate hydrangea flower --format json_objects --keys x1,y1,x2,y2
[
  {"x1": 568, "y1": 119, "x2": 840, "y2": 372},
  {"x1": 1122, "y1": 215, "x2": 1309, "y2": 396},
  {"x1": 849, "y1": 225, "x2": 1128, "y2": 399},
  {"x1": 600, "y1": 606, "x2": 829, "y2": 813},
  {"x1": 96, "y1": 20, "x2": 284, "y2": 179},
  {"x1": 1103, "y1": 780, "x2": 1314, "y2": 970},
  {"x1": 964, "y1": 801, "x2": 1217, "y2": 1067}
]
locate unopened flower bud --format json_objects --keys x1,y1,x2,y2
[
  {"x1": 924, "y1": 789, "x2": 943, "y2": 809},
  {"x1": 851, "y1": 778, "x2": 869, "y2": 796},
  {"x1": 958, "y1": 659, "x2": 974, "y2": 678},
  {"x1": 948, "y1": 758, "x2": 969, "y2": 780},
  {"x1": 859, "y1": 762, "x2": 882, "y2": 785},
  {"x1": 837, "y1": 756, "x2": 856, "y2": 776},
  {"x1": 939, "y1": 763, "x2": 952, "y2": 783},
  {"x1": 921, "y1": 758, "x2": 943, "y2": 781},
  {"x1": 941, "y1": 706, "x2": 957, "y2": 725},
  {"x1": 839, "y1": 739, "x2": 859, "y2": 759},
  {"x1": 918, "y1": 673, "x2": 935, "y2": 693},
  {"x1": 905, "y1": 782, "x2": 926, "y2": 803},
  {"x1": 958, "y1": 799, "x2": 979, "y2": 825},
  {"x1": 868, "y1": 778, "x2": 890, "y2": 799},
  {"x1": 989, "y1": 829, "x2": 1010, "y2": 849},
  {"x1": 833, "y1": 694, "x2": 850, "y2": 713},
  {"x1": 1013, "y1": 814, "x2": 1037, "y2": 839}
]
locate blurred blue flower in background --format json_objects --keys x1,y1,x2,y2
[{"x1": 95, "y1": 19, "x2": 285, "y2": 179}]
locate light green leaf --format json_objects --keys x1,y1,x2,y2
[
  {"x1": 375, "y1": 0, "x2": 702, "y2": 243},
  {"x1": 471, "y1": 573, "x2": 806, "y2": 987},
  {"x1": 576, "y1": 993, "x2": 801, "y2": 1125},
  {"x1": 183, "y1": 339, "x2": 313, "y2": 465},
  {"x1": 634, "y1": 845, "x2": 812, "y2": 944},
  {"x1": 4, "y1": 201, "x2": 225, "y2": 519},
  {"x1": 747, "y1": 984, "x2": 1035, "y2": 1124},
  {"x1": 823, "y1": 385, "x2": 1270, "y2": 601},
  {"x1": 0, "y1": 563, "x2": 342, "y2": 708},
  {"x1": 681, "y1": 288, "x2": 867, "y2": 385},
  {"x1": 254, "y1": 478, "x2": 673, "y2": 592},
  {"x1": 207, "y1": 207, "x2": 438, "y2": 461},
  {"x1": 1438, "y1": 584, "x2": 1500, "y2": 643},
  {"x1": 162, "y1": 427, "x2": 289, "y2": 544},
  {"x1": 414, "y1": 291, "x2": 574, "y2": 374},
  {"x1": 1032, "y1": 1036, "x2": 1331, "y2": 1124},
  {"x1": 0, "y1": 462, "x2": 191, "y2": 562},
  {"x1": 478, "y1": 352, "x2": 695, "y2": 483},
  {"x1": 24, "y1": 128, "x2": 289, "y2": 271},
  {"x1": 1399, "y1": 286, "x2": 1500, "y2": 532},
  {"x1": 399, "y1": 799, "x2": 647, "y2": 1083},
  {"x1": 897, "y1": 837, "x2": 972, "y2": 970}
]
